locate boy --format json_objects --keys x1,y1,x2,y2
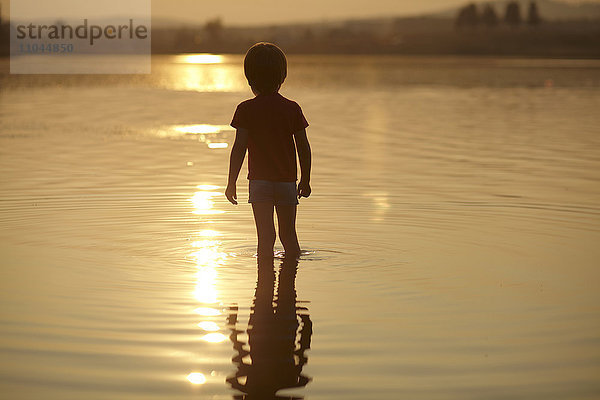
[{"x1": 225, "y1": 42, "x2": 312, "y2": 260}]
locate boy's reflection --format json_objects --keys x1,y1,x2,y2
[{"x1": 227, "y1": 256, "x2": 312, "y2": 399}]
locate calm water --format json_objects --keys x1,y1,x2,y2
[{"x1": 1, "y1": 54, "x2": 600, "y2": 399}]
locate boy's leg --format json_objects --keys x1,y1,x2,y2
[
  {"x1": 275, "y1": 204, "x2": 301, "y2": 258},
  {"x1": 252, "y1": 202, "x2": 276, "y2": 259}
]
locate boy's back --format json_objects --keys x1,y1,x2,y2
[
  {"x1": 226, "y1": 42, "x2": 311, "y2": 260},
  {"x1": 231, "y1": 92, "x2": 309, "y2": 182}
]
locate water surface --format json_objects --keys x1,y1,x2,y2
[{"x1": 1, "y1": 54, "x2": 600, "y2": 399}]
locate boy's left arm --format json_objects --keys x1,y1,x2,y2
[
  {"x1": 294, "y1": 128, "x2": 312, "y2": 198},
  {"x1": 226, "y1": 128, "x2": 248, "y2": 205}
]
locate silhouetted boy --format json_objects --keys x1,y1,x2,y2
[{"x1": 226, "y1": 42, "x2": 312, "y2": 259}]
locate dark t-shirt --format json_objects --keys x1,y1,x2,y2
[{"x1": 230, "y1": 92, "x2": 309, "y2": 182}]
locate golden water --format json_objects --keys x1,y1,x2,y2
[{"x1": 1, "y1": 55, "x2": 599, "y2": 399}]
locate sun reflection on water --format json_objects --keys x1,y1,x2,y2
[
  {"x1": 194, "y1": 307, "x2": 221, "y2": 316},
  {"x1": 174, "y1": 124, "x2": 229, "y2": 135},
  {"x1": 190, "y1": 191, "x2": 225, "y2": 215},
  {"x1": 201, "y1": 332, "x2": 228, "y2": 343},
  {"x1": 364, "y1": 191, "x2": 391, "y2": 222},
  {"x1": 191, "y1": 238, "x2": 224, "y2": 304},
  {"x1": 186, "y1": 186, "x2": 229, "y2": 385},
  {"x1": 154, "y1": 124, "x2": 232, "y2": 149},
  {"x1": 166, "y1": 54, "x2": 245, "y2": 92},
  {"x1": 193, "y1": 263, "x2": 218, "y2": 304},
  {"x1": 198, "y1": 321, "x2": 220, "y2": 331},
  {"x1": 175, "y1": 54, "x2": 224, "y2": 64},
  {"x1": 186, "y1": 372, "x2": 207, "y2": 385},
  {"x1": 208, "y1": 143, "x2": 228, "y2": 149}
]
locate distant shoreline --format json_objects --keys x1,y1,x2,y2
[
  {"x1": 2, "y1": 53, "x2": 600, "y2": 60},
  {"x1": 2, "y1": 17, "x2": 599, "y2": 59},
  {"x1": 149, "y1": 17, "x2": 600, "y2": 59}
]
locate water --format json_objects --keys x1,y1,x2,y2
[{"x1": 1, "y1": 54, "x2": 600, "y2": 399}]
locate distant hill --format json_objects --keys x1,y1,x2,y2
[
  {"x1": 2, "y1": 0, "x2": 599, "y2": 57},
  {"x1": 431, "y1": 0, "x2": 600, "y2": 20},
  {"x1": 139, "y1": 0, "x2": 600, "y2": 29},
  {"x1": 152, "y1": 17, "x2": 199, "y2": 28}
]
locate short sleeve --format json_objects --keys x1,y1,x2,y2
[
  {"x1": 293, "y1": 103, "x2": 309, "y2": 132},
  {"x1": 230, "y1": 103, "x2": 248, "y2": 129}
]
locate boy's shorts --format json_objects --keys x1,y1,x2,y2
[{"x1": 248, "y1": 180, "x2": 299, "y2": 206}]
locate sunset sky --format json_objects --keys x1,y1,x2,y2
[{"x1": 1, "y1": 0, "x2": 599, "y2": 25}]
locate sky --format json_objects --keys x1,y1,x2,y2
[{"x1": 1, "y1": 0, "x2": 599, "y2": 26}]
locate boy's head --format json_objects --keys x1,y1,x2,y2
[{"x1": 244, "y1": 42, "x2": 287, "y2": 95}]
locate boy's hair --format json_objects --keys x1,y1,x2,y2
[{"x1": 244, "y1": 42, "x2": 287, "y2": 94}]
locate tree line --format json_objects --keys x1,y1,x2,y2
[{"x1": 456, "y1": 1, "x2": 541, "y2": 28}]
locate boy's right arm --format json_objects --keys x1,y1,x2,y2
[{"x1": 226, "y1": 128, "x2": 248, "y2": 205}]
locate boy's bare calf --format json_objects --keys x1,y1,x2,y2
[
  {"x1": 252, "y1": 202, "x2": 301, "y2": 259},
  {"x1": 252, "y1": 202, "x2": 276, "y2": 260},
  {"x1": 276, "y1": 204, "x2": 301, "y2": 258}
]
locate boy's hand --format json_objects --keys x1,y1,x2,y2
[
  {"x1": 225, "y1": 183, "x2": 238, "y2": 205},
  {"x1": 298, "y1": 180, "x2": 311, "y2": 199}
]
